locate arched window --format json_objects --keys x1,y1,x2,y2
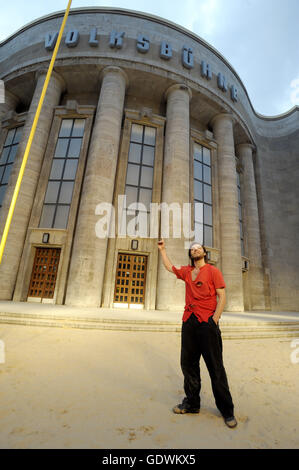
[
  {"x1": 193, "y1": 143, "x2": 213, "y2": 246},
  {"x1": 123, "y1": 123, "x2": 156, "y2": 235},
  {"x1": 0, "y1": 126, "x2": 23, "y2": 209},
  {"x1": 39, "y1": 118, "x2": 85, "y2": 229}
]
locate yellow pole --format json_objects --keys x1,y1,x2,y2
[{"x1": 0, "y1": 0, "x2": 72, "y2": 264}]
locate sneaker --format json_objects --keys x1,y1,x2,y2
[
  {"x1": 172, "y1": 398, "x2": 200, "y2": 414},
  {"x1": 224, "y1": 416, "x2": 238, "y2": 428}
]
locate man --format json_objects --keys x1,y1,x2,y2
[{"x1": 158, "y1": 239, "x2": 237, "y2": 429}]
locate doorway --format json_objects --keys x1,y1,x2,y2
[
  {"x1": 27, "y1": 247, "x2": 61, "y2": 302},
  {"x1": 113, "y1": 253, "x2": 147, "y2": 308}
]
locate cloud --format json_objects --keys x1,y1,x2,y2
[
  {"x1": 190, "y1": 0, "x2": 299, "y2": 115},
  {"x1": 290, "y1": 78, "x2": 299, "y2": 106}
]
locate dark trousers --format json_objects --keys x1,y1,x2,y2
[{"x1": 180, "y1": 313, "x2": 234, "y2": 419}]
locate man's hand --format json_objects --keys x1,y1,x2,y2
[
  {"x1": 158, "y1": 239, "x2": 165, "y2": 251},
  {"x1": 213, "y1": 288, "x2": 226, "y2": 324}
]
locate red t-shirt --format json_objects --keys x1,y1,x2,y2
[{"x1": 172, "y1": 263, "x2": 226, "y2": 323}]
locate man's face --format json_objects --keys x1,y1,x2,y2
[{"x1": 190, "y1": 244, "x2": 205, "y2": 260}]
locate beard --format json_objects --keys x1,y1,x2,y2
[{"x1": 192, "y1": 253, "x2": 205, "y2": 262}]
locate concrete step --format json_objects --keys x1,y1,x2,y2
[
  {"x1": 0, "y1": 310, "x2": 299, "y2": 326},
  {"x1": 0, "y1": 312, "x2": 299, "y2": 339}
]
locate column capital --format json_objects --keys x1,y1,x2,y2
[
  {"x1": 164, "y1": 83, "x2": 192, "y2": 101},
  {"x1": 35, "y1": 68, "x2": 66, "y2": 93},
  {"x1": 236, "y1": 142, "x2": 256, "y2": 156},
  {"x1": 210, "y1": 112, "x2": 235, "y2": 128},
  {"x1": 3, "y1": 89, "x2": 19, "y2": 110},
  {"x1": 100, "y1": 66, "x2": 129, "y2": 89}
]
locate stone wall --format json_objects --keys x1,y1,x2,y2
[{"x1": 254, "y1": 129, "x2": 299, "y2": 311}]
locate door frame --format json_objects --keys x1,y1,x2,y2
[
  {"x1": 113, "y1": 251, "x2": 148, "y2": 309},
  {"x1": 27, "y1": 245, "x2": 62, "y2": 304}
]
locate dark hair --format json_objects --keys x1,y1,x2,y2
[{"x1": 188, "y1": 243, "x2": 208, "y2": 266}]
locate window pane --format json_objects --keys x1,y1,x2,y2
[
  {"x1": 238, "y1": 188, "x2": 241, "y2": 204},
  {"x1": 68, "y1": 139, "x2": 82, "y2": 158},
  {"x1": 203, "y1": 184, "x2": 212, "y2": 204},
  {"x1": 7, "y1": 145, "x2": 18, "y2": 163},
  {"x1": 50, "y1": 159, "x2": 64, "y2": 180},
  {"x1": 203, "y1": 165, "x2": 211, "y2": 184},
  {"x1": 239, "y1": 204, "x2": 242, "y2": 221},
  {"x1": 204, "y1": 225, "x2": 213, "y2": 246},
  {"x1": 0, "y1": 147, "x2": 10, "y2": 165},
  {"x1": 194, "y1": 144, "x2": 202, "y2": 162},
  {"x1": 142, "y1": 146, "x2": 155, "y2": 166},
  {"x1": 72, "y1": 119, "x2": 85, "y2": 137},
  {"x1": 58, "y1": 181, "x2": 74, "y2": 204},
  {"x1": 59, "y1": 119, "x2": 73, "y2": 137},
  {"x1": 63, "y1": 159, "x2": 78, "y2": 180},
  {"x1": 140, "y1": 166, "x2": 153, "y2": 188},
  {"x1": 44, "y1": 181, "x2": 60, "y2": 203},
  {"x1": 194, "y1": 180, "x2": 202, "y2": 200},
  {"x1": 241, "y1": 239, "x2": 245, "y2": 256},
  {"x1": 0, "y1": 166, "x2": 4, "y2": 182},
  {"x1": 5, "y1": 129, "x2": 15, "y2": 146},
  {"x1": 204, "y1": 204, "x2": 212, "y2": 226},
  {"x1": 202, "y1": 147, "x2": 211, "y2": 165},
  {"x1": 126, "y1": 163, "x2": 140, "y2": 186},
  {"x1": 144, "y1": 126, "x2": 156, "y2": 146},
  {"x1": 53, "y1": 205, "x2": 70, "y2": 229},
  {"x1": 240, "y1": 221, "x2": 243, "y2": 239},
  {"x1": 194, "y1": 202, "x2": 203, "y2": 223},
  {"x1": 125, "y1": 185, "x2": 138, "y2": 207},
  {"x1": 139, "y1": 188, "x2": 152, "y2": 210},
  {"x1": 131, "y1": 124, "x2": 143, "y2": 143},
  {"x1": 194, "y1": 222, "x2": 203, "y2": 244},
  {"x1": 54, "y1": 139, "x2": 68, "y2": 158},
  {"x1": 2, "y1": 165, "x2": 12, "y2": 184},
  {"x1": 13, "y1": 127, "x2": 23, "y2": 144},
  {"x1": 126, "y1": 210, "x2": 138, "y2": 236},
  {"x1": 128, "y1": 143, "x2": 142, "y2": 164},
  {"x1": 39, "y1": 204, "x2": 55, "y2": 228},
  {"x1": 194, "y1": 161, "x2": 202, "y2": 180},
  {"x1": 0, "y1": 185, "x2": 6, "y2": 206}
]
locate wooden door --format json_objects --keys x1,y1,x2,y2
[
  {"x1": 114, "y1": 253, "x2": 147, "y2": 307},
  {"x1": 27, "y1": 247, "x2": 61, "y2": 300}
]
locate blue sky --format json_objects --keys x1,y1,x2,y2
[{"x1": 1, "y1": 0, "x2": 298, "y2": 116}]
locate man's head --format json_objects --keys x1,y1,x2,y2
[{"x1": 188, "y1": 242, "x2": 208, "y2": 266}]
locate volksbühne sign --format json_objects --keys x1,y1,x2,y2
[{"x1": 45, "y1": 28, "x2": 238, "y2": 103}]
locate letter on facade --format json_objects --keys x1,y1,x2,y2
[
  {"x1": 109, "y1": 31, "x2": 125, "y2": 49},
  {"x1": 137, "y1": 34, "x2": 150, "y2": 53},
  {"x1": 160, "y1": 41, "x2": 172, "y2": 60},
  {"x1": 65, "y1": 30, "x2": 80, "y2": 48},
  {"x1": 182, "y1": 46, "x2": 194, "y2": 69},
  {"x1": 45, "y1": 32, "x2": 58, "y2": 51}
]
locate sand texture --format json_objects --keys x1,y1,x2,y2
[{"x1": 0, "y1": 324, "x2": 298, "y2": 449}]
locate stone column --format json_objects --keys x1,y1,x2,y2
[
  {"x1": 156, "y1": 84, "x2": 192, "y2": 310},
  {"x1": 0, "y1": 70, "x2": 64, "y2": 299},
  {"x1": 211, "y1": 113, "x2": 244, "y2": 311},
  {"x1": 65, "y1": 66, "x2": 128, "y2": 307},
  {"x1": 236, "y1": 143, "x2": 265, "y2": 309}
]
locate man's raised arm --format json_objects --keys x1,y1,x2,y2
[{"x1": 157, "y1": 239, "x2": 175, "y2": 273}]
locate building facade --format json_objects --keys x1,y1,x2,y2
[{"x1": 0, "y1": 7, "x2": 298, "y2": 312}]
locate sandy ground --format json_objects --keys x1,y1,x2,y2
[{"x1": 0, "y1": 323, "x2": 298, "y2": 449}]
